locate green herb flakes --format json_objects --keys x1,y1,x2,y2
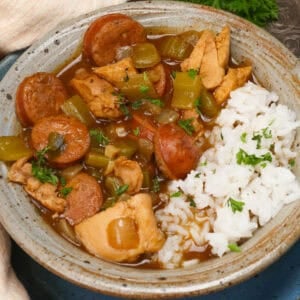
[
  {"x1": 240, "y1": 132, "x2": 247, "y2": 143},
  {"x1": 149, "y1": 98, "x2": 164, "y2": 107},
  {"x1": 131, "y1": 99, "x2": 143, "y2": 110},
  {"x1": 152, "y1": 177, "x2": 160, "y2": 193},
  {"x1": 59, "y1": 187, "x2": 73, "y2": 198},
  {"x1": 228, "y1": 197, "x2": 245, "y2": 213},
  {"x1": 89, "y1": 129, "x2": 110, "y2": 146},
  {"x1": 187, "y1": 68, "x2": 198, "y2": 79},
  {"x1": 139, "y1": 84, "x2": 149, "y2": 94},
  {"x1": 133, "y1": 127, "x2": 140, "y2": 136},
  {"x1": 188, "y1": 196, "x2": 196, "y2": 207},
  {"x1": 288, "y1": 159, "x2": 296, "y2": 168},
  {"x1": 236, "y1": 148, "x2": 272, "y2": 166},
  {"x1": 170, "y1": 190, "x2": 182, "y2": 198},
  {"x1": 178, "y1": 118, "x2": 195, "y2": 136},
  {"x1": 116, "y1": 184, "x2": 129, "y2": 196}
]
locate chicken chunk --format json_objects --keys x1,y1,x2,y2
[
  {"x1": 113, "y1": 156, "x2": 143, "y2": 194},
  {"x1": 25, "y1": 177, "x2": 66, "y2": 212},
  {"x1": 216, "y1": 25, "x2": 230, "y2": 69},
  {"x1": 93, "y1": 57, "x2": 137, "y2": 89},
  {"x1": 180, "y1": 30, "x2": 212, "y2": 72},
  {"x1": 199, "y1": 32, "x2": 225, "y2": 90},
  {"x1": 8, "y1": 157, "x2": 66, "y2": 212},
  {"x1": 213, "y1": 66, "x2": 252, "y2": 105},
  {"x1": 70, "y1": 68, "x2": 122, "y2": 119},
  {"x1": 181, "y1": 109, "x2": 204, "y2": 135},
  {"x1": 75, "y1": 193, "x2": 165, "y2": 262}
]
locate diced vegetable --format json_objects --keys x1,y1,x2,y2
[
  {"x1": 104, "y1": 176, "x2": 123, "y2": 196},
  {"x1": 89, "y1": 128, "x2": 110, "y2": 148},
  {"x1": 0, "y1": 136, "x2": 32, "y2": 161},
  {"x1": 60, "y1": 164, "x2": 83, "y2": 180},
  {"x1": 195, "y1": 89, "x2": 220, "y2": 119},
  {"x1": 138, "y1": 138, "x2": 154, "y2": 162},
  {"x1": 61, "y1": 95, "x2": 95, "y2": 127},
  {"x1": 119, "y1": 73, "x2": 157, "y2": 101},
  {"x1": 56, "y1": 219, "x2": 79, "y2": 245},
  {"x1": 155, "y1": 109, "x2": 179, "y2": 124},
  {"x1": 47, "y1": 132, "x2": 65, "y2": 157},
  {"x1": 114, "y1": 139, "x2": 138, "y2": 158},
  {"x1": 171, "y1": 72, "x2": 203, "y2": 109},
  {"x1": 85, "y1": 149, "x2": 110, "y2": 168},
  {"x1": 131, "y1": 43, "x2": 161, "y2": 68}
]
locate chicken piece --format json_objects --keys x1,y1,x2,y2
[
  {"x1": 213, "y1": 66, "x2": 252, "y2": 105},
  {"x1": 181, "y1": 30, "x2": 212, "y2": 72},
  {"x1": 93, "y1": 57, "x2": 137, "y2": 89},
  {"x1": 113, "y1": 156, "x2": 143, "y2": 194},
  {"x1": 8, "y1": 157, "x2": 66, "y2": 213},
  {"x1": 75, "y1": 193, "x2": 165, "y2": 262},
  {"x1": 7, "y1": 156, "x2": 32, "y2": 184},
  {"x1": 25, "y1": 178, "x2": 66, "y2": 212},
  {"x1": 147, "y1": 63, "x2": 168, "y2": 97},
  {"x1": 70, "y1": 68, "x2": 122, "y2": 119},
  {"x1": 215, "y1": 25, "x2": 230, "y2": 69},
  {"x1": 199, "y1": 32, "x2": 225, "y2": 90},
  {"x1": 181, "y1": 109, "x2": 204, "y2": 135}
]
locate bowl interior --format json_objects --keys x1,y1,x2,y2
[{"x1": 0, "y1": 1, "x2": 299, "y2": 299}]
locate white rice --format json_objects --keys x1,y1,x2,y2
[{"x1": 155, "y1": 82, "x2": 300, "y2": 268}]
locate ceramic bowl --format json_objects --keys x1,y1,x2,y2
[{"x1": 0, "y1": 1, "x2": 299, "y2": 299}]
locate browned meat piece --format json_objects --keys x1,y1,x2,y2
[
  {"x1": 75, "y1": 193, "x2": 165, "y2": 262},
  {"x1": 180, "y1": 30, "x2": 212, "y2": 72},
  {"x1": 216, "y1": 25, "x2": 230, "y2": 69},
  {"x1": 63, "y1": 173, "x2": 103, "y2": 225},
  {"x1": 113, "y1": 156, "x2": 143, "y2": 194},
  {"x1": 93, "y1": 57, "x2": 137, "y2": 89},
  {"x1": 70, "y1": 68, "x2": 122, "y2": 118},
  {"x1": 213, "y1": 66, "x2": 252, "y2": 105},
  {"x1": 199, "y1": 32, "x2": 225, "y2": 90},
  {"x1": 7, "y1": 156, "x2": 32, "y2": 184},
  {"x1": 181, "y1": 109, "x2": 204, "y2": 135}
]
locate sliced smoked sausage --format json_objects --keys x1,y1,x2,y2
[
  {"x1": 154, "y1": 123, "x2": 201, "y2": 179},
  {"x1": 83, "y1": 13, "x2": 146, "y2": 66},
  {"x1": 63, "y1": 172, "x2": 103, "y2": 225},
  {"x1": 16, "y1": 72, "x2": 68, "y2": 127},
  {"x1": 31, "y1": 115, "x2": 90, "y2": 166}
]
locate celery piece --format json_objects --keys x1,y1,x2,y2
[
  {"x1": 131, "y1": 43, "x2": 161, "y2": 68},
  {"x1": 85, "y1": 149, "x2": 109, "y2": 169},
  {"x1": 0, "y1": 136, "x2": 32, "y2": 161}
]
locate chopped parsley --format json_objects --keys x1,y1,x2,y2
[
  {"x1": 228, "y1": 243, "x2": 241, "y2": 252},
  {"x1": 262, "y1": 127, "x2": 272, "y2": 138},
  {"x1": 252, "y1": 127, "x2": 272, "y2": 149},
  {"x1": 252, "y1": 133, "x2": 262, "y2": 149},
  {"x1": 152, "y1": 176, "x2": 160, "y2": 193},
  {"x1": 89, "y1": 129, "x2": 109, "y2": 146},
  {"x1": 171, "y1": 71, "x2": 176, "y2": 79},
  {"x1": 139, "y1": 84, "x2": 149, "y2": 94},
  {"x1": 133, "y1": 127, "x2": 140, "y2": 136},
  {"x1": 178, "y1": 118, "x2": 195, "y2": 136},
  {"x1": 240, "y1": 132, "x2": 247, "y2": 143},
  {"x1": 114, "y1": 92, "x2": 130, "y2": 117},
  {"x1": 200, "y1": 160, "x2": 207, "y2": 166},
  {"x1": 59, "y1": 187, "x2": 73, "y2": 198},
  {"x1": 170, "y1": 190, "x2": 182, "y2": 197},
  {"x1": 116, "y1": 184, "x2": 129, "y2": 196},
  {"x1": 194, "y1": 98, "x2": 202, "y2": 115},
  {"x1": 131, "y1": 99, "x2": 143, "y2": 110},
  {"x1": 236, "y1": 149, "x2": 272, "y2": 166},
  {"x1": 31, "y1": 147, "x2": 59, "y2": 185},
  {"x1": 195, "y1": 172, "x2": 201, "y2": 178},
  {"x1": 149, "y1": 98, "x2": 164, "y2": 107},
  {"x1": 187, "y1": 68, "x2": 198, "y2": 79},
  {"x1": 288, "y1": 158, "x2": 296, "y2": 167},
  {"x1": 188, "y1": 196, "x2": 196, "y2": 207},
  {"x1": 228, "y1": 197, "x2": 245, "y2": 213}
]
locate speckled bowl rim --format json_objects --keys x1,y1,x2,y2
[{"x1": 0, "y1": 1, "x2": 299, "y2": 299}]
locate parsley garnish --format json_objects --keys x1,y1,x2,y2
[
  {"x1": 200, "y1": 161, "x2": 207, "y2": 166},
  {"x1": 133, "y1": 127, "x2": 140, "y2": 136},
  {"x1": 228, "y1": 197, "x2": 245, "y2": 213},
  {"x1": 114, "y1": 92, "x2": 130, "y2": 117},
  {"x1": 170, "y1": 190, "x2": 182, "y2": 197},
  {"x1": 187, "y1": 68, "x2": 198, "y2": 79},
  {"x1": 89, "y1": 129, "x2": 109, "y2": 146},
  {"x1": 171, "y1": 71, "x2": 176, "y2": 79},
  {"x1": 228, "y1": 243, "x2": 241, "y2": 252},
  {"x1": 288, "y1": 159, "x2": 296, "y2": 167},
  {"x1": 240, "y1": 132, "x2": 247, "y2": 143},
  {"x1": 31, "y1": 147, "x2": 59, "y2": 185},
  {"x1": 116, "y1": 184, "x2": 129, "y2": 196},
  {"x1": 178, "y1": 119, "x2": 195, "y2": 136},
  {"x1": 139, "y1": 84, "x2": 149, "y2": 94},
  {"x1": 59, "y1": 187, "x2": 73, "y2": 198},
  {"x1": 262, "y1": 127, "x2": 272, "y2": 138},
  {"x1": 173, "y1": 0, "x2": 278, "y2": 27},
  {"x1": 149, "y1": 98, "x2": 164, "y2": 107},
  {"x1": 131, "y1": 99, "x2": 143, "y2": 110},
  {"x1": 188, "y1": 196, "x2": 196, "y2": 207},
  {"x1": 195, "y1": 172, "x2": 201, "y2": 178},
  {"x1": 236, "y1": 149, "x2": 272, "y2": 166},
  {"x1": 252, "y1": 133, "x2": 262, "y2": 149},
  {"x1": 152, "y1": 176, "x2": 160, "y2": 193}
]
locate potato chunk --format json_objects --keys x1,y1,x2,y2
[{"x1": 75, "y1": 193, "x2": 165, "y2": 262}]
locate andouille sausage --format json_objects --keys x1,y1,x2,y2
[
  {"x1": 154, "y1": 123, "x2": 201, "y2": 179},
  {"x1": 83, "y1": 13, "x2": 146, "y2": 66},
  {"x1": 63, "y1": 172, "x2": 103, "y2": 225},
  {"x1": 31, "y1": 115, "x2": 90, "y2": 166},
  {"x1": 16, "y1": 72, "x2": 68, "y2": 127}
]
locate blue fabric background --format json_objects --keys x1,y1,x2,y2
[{"x1": 1, "y1": 52, "x2": 299, "y2": 300}]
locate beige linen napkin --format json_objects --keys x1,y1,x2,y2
[{"x1": 0, "y1": 0, "x2": 126, "y2": 299}]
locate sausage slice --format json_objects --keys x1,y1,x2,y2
[
  {"x1": 16, "y1": 72, "x2": 68, "y2": 127},
  {"x1": 154, "y1": 123, "x2": 201, "y2": 179},
  {"x1": 63, "y1": 172, "x2": 103, "y2": 225},
  {"x1": 83, "y1": 13, "x2": 146, "y2": 66},
  {"x1": 31, "y1": 115, "x2": 90, "y2": 166}
]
